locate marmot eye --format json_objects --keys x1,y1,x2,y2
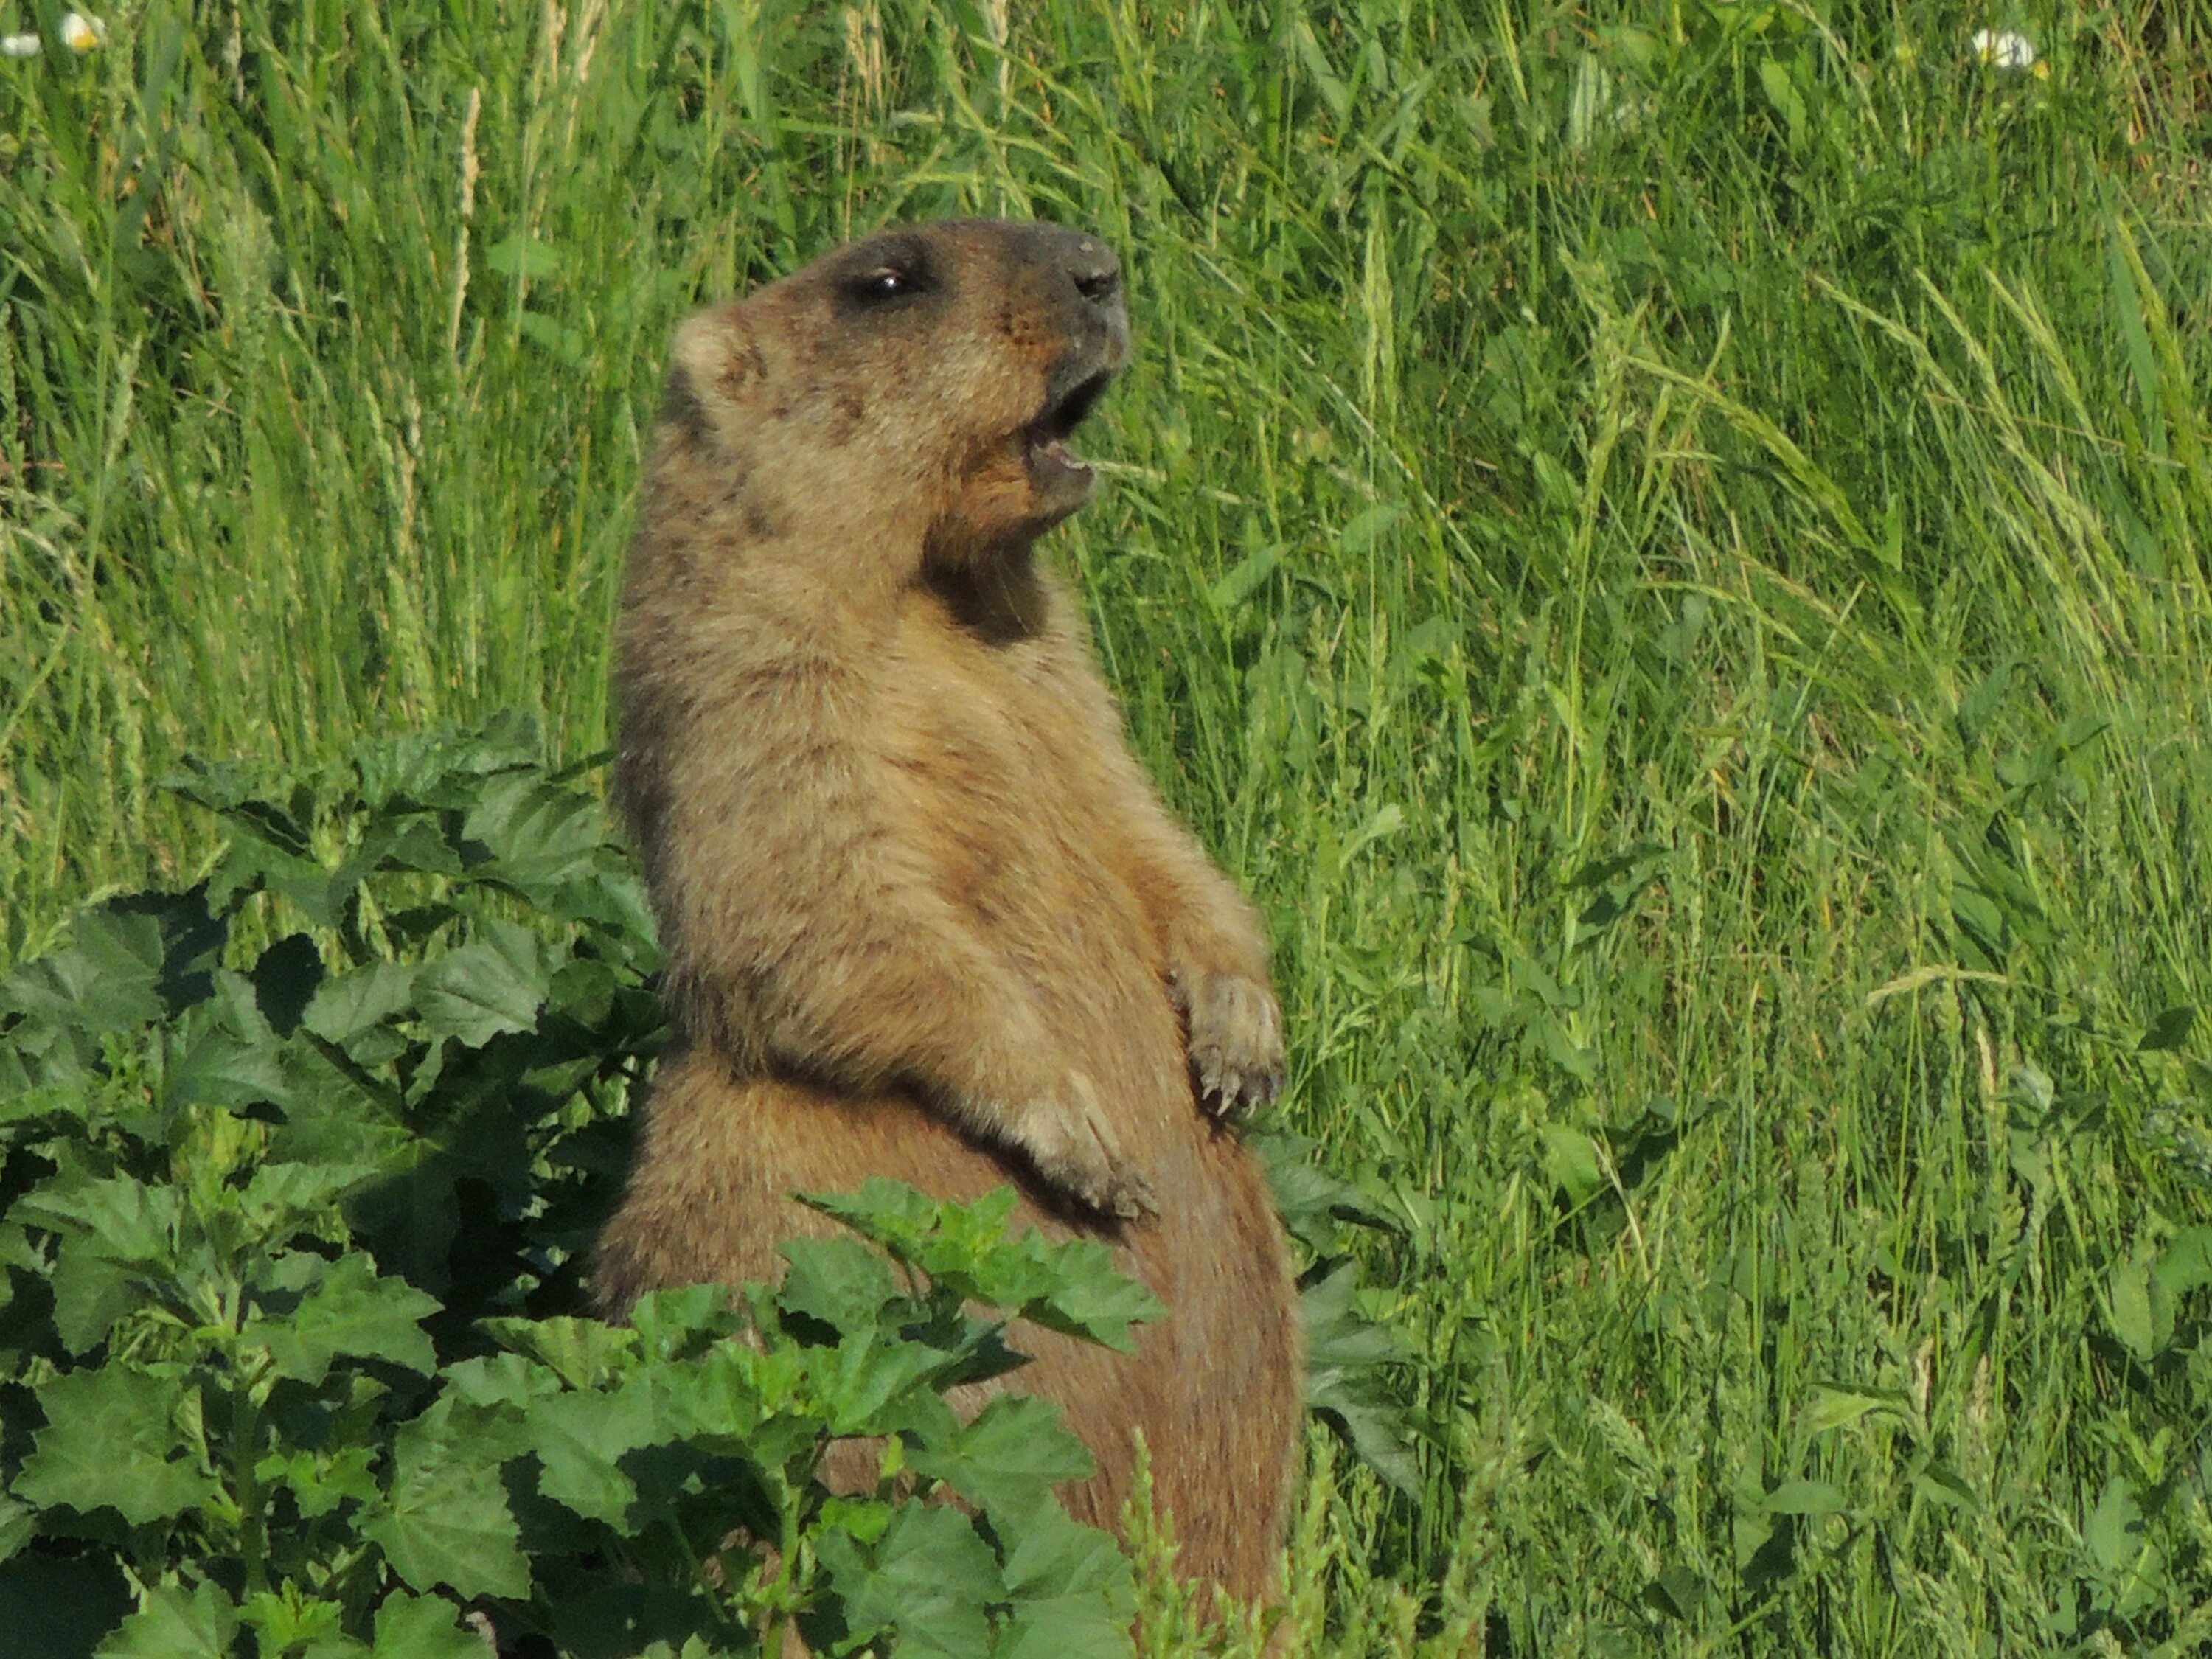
[{"x1": 850, "y1": 267, "x2": 917, "y2": 302}]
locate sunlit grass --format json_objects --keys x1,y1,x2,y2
[{"x1": 6, "y1": 1, "x2": 2212, "y2": 1649}]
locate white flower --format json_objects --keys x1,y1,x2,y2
[
  {"x1": 60, "y1": 10, "x2": 105, "y2": 51},
  {"x1": 1970, "y1": 28, "x2": 2038, "y2": 71},
  {"x1": 0, "y1": 31, "x2": 40, "y2": 58}
]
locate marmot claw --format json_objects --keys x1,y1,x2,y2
[
  {"x1": 1184, "y1": 972, "x2": 1285, "y2": 1117},
  {"x1": 1096, "y1": 1164, "x2": 1158, "y2": 1220},
  {"x1": 1024, "y1": 1076, "x2": 1158, "y2": 1219}
]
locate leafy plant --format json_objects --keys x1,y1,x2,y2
[
  {"x1": 0, "y1": 720, "x2": 1166, "y2": 1656},
  {"x1": 0, "y1": 717, "x2": 1413, "y2": 1655}
]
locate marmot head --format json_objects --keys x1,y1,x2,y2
[{"x1": 661, "y1": 218, "x2": 1130, "y2": 566}]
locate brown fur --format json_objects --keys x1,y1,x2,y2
[{"x1": 594, "y1": 220, "x2": 1302, "y2": 1600}]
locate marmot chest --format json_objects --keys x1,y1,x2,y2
[
  {"x1": 871, "y1": 601, "x2": 1176, "y2": 1082},
  {"x1": 873, "y1": 615, "x2": 1138, "y2": 935}
]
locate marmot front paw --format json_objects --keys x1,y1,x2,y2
[
  {"x1": 1181, "y1": 971, "x2": 1285, "y2": 1118},
  {"x1": 1020, "y1": 1075, "x2": 1158, "y2": 1220}
]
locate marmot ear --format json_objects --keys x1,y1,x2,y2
[{"x1": 667, "y1": 305, "x2": 771, "y2": 436}]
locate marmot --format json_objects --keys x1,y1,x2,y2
[{"x1": 594, "y1": 219, "x2": 1302, "y2": 1601}]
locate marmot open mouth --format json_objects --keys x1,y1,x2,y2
[{"x1": 1026, "y1": 367, "x2": 1115, "y2": 482}]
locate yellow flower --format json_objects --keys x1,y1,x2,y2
[{"x1": 60, "y1": 10, "x2": 105, "y2": 52}]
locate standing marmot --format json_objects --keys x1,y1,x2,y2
[{"x1": 594, "y1": 219, "x2": 1302, "y2": 1600}]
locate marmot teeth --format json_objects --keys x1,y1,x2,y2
[{"x1": 1030, "y1": 434, "x2": 1088, "y2": 474}]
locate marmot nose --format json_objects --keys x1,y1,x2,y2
[
  {"x1": 1071, "y1": 262, "x2": 1120, "y2": 307},
  {"x1": 1054, "y1": 233, "x2": 1122, "y2": 310}
]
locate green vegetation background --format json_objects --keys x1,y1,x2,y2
[{"x1": 5, "y1": 0, "x2": 2212, "y2": 1649}]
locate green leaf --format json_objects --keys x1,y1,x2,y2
[
  {"x1": 2084, "y1": 1475, "x2": 2144, "y2": 1577},
  {"x1": 483, "y1": 1315, "x2": 638, "y2": 1388},
  {"x1": 1762, "y1": 1478, "x2": 1846, "y2": 1517},
  {"x1": 1340, "y1": 504, "x2": 1400, "y2": 554},
  {"x1": 1800, "y1": 1384, "x2": 1907, "y2": 1436},
  {"x1": 2154, "y1": 1227, "x2": 2212, "y2": 1300},
  {"x1": 1540, "y1": 1123, "x2": 1606, "y2": 1203},
  {"x1": 1301, "y1": 1262, "x2": 1419, "y2": 1498},
  {"x1": 0, "y1": 915, "x2": 157, "y2": 1036},
  {"x1": 414, "y1": 922, "x2": 548, "y2": 1046},
  {"x1": 334, "y1": 815, "x2": 465, "y2": 892},
  {"x1": 486, "y1": 233, "x2": 562, "y2": 279},
  {"x1": 526, "y1": 1381, "x2": 661, "y2": 1526},
  {"x1": 255, "y1": 1445, "x2": 381, "y2": 1520},
  {"x1": 2140, "y1": 1006, "x2": 2197, "y2": 1052},
  {"x1": 244, "y1": 1253, "x2": 441, "y2": 1383},
  {"x1": 239, "y1": 1589, "x2": 351, "y2": 1652},
  {"x1": 347, "y1": 712, "x2": 538, "y2": 807},
  {"x1": 363, "y1": 1402, "x2": 530, "y2": 1600},
  {"x1": 239, "y1": 1163, "x2": 386, "y2": 1237},
  {"x1": 0, "y1": 1495, "x2": 32, "y2": 1566},
  {"x1": 160, "y1": 757, "x2": 314, "y2": 851},
  {"x1": 15, "y1": 1173, "x2": 181, "y2": 1265},
  {"x1": 804, "y1": 1177, "x2": 953, "y2": 1256},
  {"x1": 302, "y1": 961, "x2": 418, "y2": 1045},
  {"x1": 819, "y1": 1501, "x2": 1001, "y2": 1658},
  {"x1": 442, "y1": 1352, "x2": 566, "y2": 1411},
  {"x1": 1017, "y1": 1237, "x2": 1166, "y2": 1354},
  {"x1": 998, "y1": 1502, "x2": 1130, "y2": 1603},
  {"x1": 910, "y1": 1395, "x2": 1094, "y2": 1514},
  {"x1": 995, "y1": 1592, "x2": 1133, "y2": 1659},
  {"x1": 1397, "y1": 613, "x2": 1461, "y2": 668},
  {"x1": 1289, "y1": 19, "x2": 1351, "y2": 121},
  {"x1": 995, "y1": 1590, "x2": 1134, "y2": 1659},
  {"x1": 162, "y1": 1016, "x2": 293, "y2": 1113},
  {"x1": 806, "y1": 1327, "x2": 955, "y2": 1437},
  {"x1": 2109, "y1": 1256, "x2": 2165, "y2": 1361},
  {"x1": 662, "y1": 1343, "x2": 814, "y2": 1464},
  {"x1": 1565, "y1": 844, "x2": 1668, "y2": 894},
  {"x1": 1306, "y1": 1373, "x2": 1422, "y2": 1501},
  {"x1": 1247, "y1": 1124, "x2": 1400, "y2": 1252},
  {"x1": 0, "y1": 1026, "x2": 95, "y2": 1106},
  {"x1": 1538, "y1": 1018, "x2": 1601, "y2": 1082},
  {"x1": 95, "y1": 1582, "x2": 238, "y2": 1659},
  {"x1": 372, "y1": 1590, "x2": 487, "y2": 1658},
  {"x1": 1, "y1": 891, "x2": 223, "y2": 1036},
  {"x1": 1302, "y1": 1260, "x2": 1404, "y2": 1371},
  {"x1": 779, "y1": 1235, "x2": 900, "y2": 1332},
  {"x1": 1758, "y1": 58, "x2": 1807, "y2": 148},
  {"x1": 1912, "y1": 1462, "x2": 1978, "y2": 1513},
  {"x1": 46, "y1": 1242, "x2": 140, "y2": 1354},
  {"x1": 1208, "y1": 546, "x2": 1280, "y2": 613},
  {"x1": 805, "y1": 1182, "x2": 1166, "y2": 1353},
  {"x1": 523, "y1": 313, "x2": 588, "y2": 364},
  {"x1": 627, "y1": 1284, "x2": 741, "y2": 1358},
  {"x1": 15, "y1": 1366, "x2": 218, "y2": 1526},
  {"x1": 459, "y1": 773, "x2": 614, "y2": 888},
  {"x1": 1641, "y1": 1564, "x2": 1705, "y2": 1622}
]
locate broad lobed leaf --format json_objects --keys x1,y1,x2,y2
[{"x1": 0, "y1": 720, "x2": 1225, "y2": 1656}]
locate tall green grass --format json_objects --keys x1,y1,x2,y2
[{"x1": 7, "y1": 1, "x2": 2212, "y2": 1649}]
